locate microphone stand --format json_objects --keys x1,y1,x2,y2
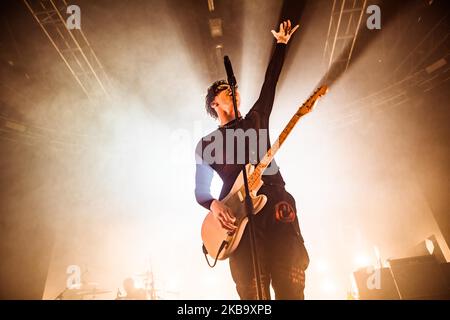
[{"x1": 224, "y1": 56, "x2": 265, "y2": 300}]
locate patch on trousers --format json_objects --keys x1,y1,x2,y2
[
  {"x1": 289, "y1": 266, "x2": 305, "y2": 287},
  {"x1": 275, "y1": 201, "x2": 296, "y2": 223}
]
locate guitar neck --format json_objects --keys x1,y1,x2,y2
[
  {"x1": 247, "y1": 105, "x2": 307, "y2": 190},
  {"x1": 247, "y1": 84, "x2": 328, "y2": 190}
]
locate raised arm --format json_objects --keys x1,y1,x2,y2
[{"x1": 249, "y1": 20, "x2": 299, "y2": 117}]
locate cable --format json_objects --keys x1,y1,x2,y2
[{"x1": 202, "y1": 241, "x2": 227, "y2": 268}]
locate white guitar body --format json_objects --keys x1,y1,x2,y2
[{"x1": 201, "y1": 163, "x2": 267, "y2": 260}]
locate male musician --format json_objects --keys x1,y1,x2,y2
[{"x1": 195, "y1": 20, "x2": 309, "y2": 299}]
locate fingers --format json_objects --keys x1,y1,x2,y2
[
  {"x1": 290, "y1": 24, "x2": 300, "y2": 35},
  {"x1": 218, "y1": 214, "x2": 236, "y2": 231},
  {"x1": 280, "y1": 19, "x2": 299, "y2": 34},
  {"x1": 223, "y1": 208, "x2": 236, "y2": 225},
  {"x1": 221, "y1": 220, "x2": 236, "y2": 232},
  {"x1": 273, "y1": 20, "x2": 299, "y2": 42},
  {"x1": 215, "y1": 207, "x2": 236, "y2": 231}
]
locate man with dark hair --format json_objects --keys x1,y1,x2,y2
[{"x1": 195, "y1": 20, "x2": 309, "y2": 299}]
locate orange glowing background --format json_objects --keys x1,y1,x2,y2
[{"x1": 0, "y1": 0, "x2": 448, "y2": 300}]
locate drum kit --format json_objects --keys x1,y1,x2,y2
[
  {"x1": 115, "y1": 270, "x2": 178, "y2": 300},
  {"x1": 55, "y1": 269, "x2": 178, "y2": 300},
  {"x1": 55, "y1": 282, "x2": 113, "y2": 300}
]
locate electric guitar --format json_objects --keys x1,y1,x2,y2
[{"x1": 201, "y1": 85, "x2": 328, "y2": 262}]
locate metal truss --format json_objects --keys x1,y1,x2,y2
[
  {"x1": 389, "y1": 12, "x2": 450, "y2": 82},
  {"x1": 23, "y1": 0, "x2": 110, "y2": 100},
  {"x1": 327, "y1": 57, "x2": 450, "y2": 130},
  {"x1": 323, "y1": 0, "x2": 367, "y2": 80},
  {"x1": 323, "y1": 2, "x2": 450, "y2": 130},
  {"x1": 0, "y1": 112, "x2": 88, "y2": 152}
]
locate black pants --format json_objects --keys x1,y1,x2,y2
[{"x1": 229, "y1": 185, "x2": 309, "y2": 300}]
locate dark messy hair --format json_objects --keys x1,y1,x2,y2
[{"x1": 205, "y1": 80, "x2": 228, "y2": 119}]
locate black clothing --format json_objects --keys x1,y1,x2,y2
[
  {"x1": 195, "y1": 43, "x2": 309, "y2": 300},
  {"x1": 195, "y1": 44, "x2": 287, "y2": 211},
  {"x1": 230, "y1": 186, "x2": 309, "y2": 299}
]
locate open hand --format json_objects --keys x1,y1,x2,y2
[{"x1": 271, "y1": 19, "x2": 299, "y2": 44}]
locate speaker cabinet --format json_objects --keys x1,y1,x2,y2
[{"x1": 388, "y1": 255, "x2": 450, "y2": 299}]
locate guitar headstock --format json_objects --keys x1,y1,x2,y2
[{"x1": 298, "y1": 85, "x2": 328, "y2": 116}]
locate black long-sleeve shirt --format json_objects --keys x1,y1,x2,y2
[{"x1": 195, "y1": 43, "x2": 287, "y2": 210}]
